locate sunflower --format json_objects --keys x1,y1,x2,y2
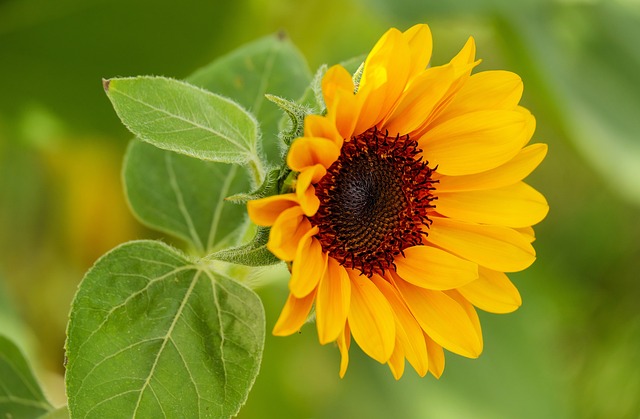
[{"x1": 247, "y1": 23, "x2": 548, "y2": 379}]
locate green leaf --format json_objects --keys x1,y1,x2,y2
[
  {"x1": 0, "y1": 334, "x2": 53, "y2": 418},
  {"x1": 104, "y1": 76, "x2": 261, "y2": 168},
  {"x1": 188, "y1": 33, "x2": 312, "y2": 164},
  {"x1": 65, "y1": 241, "x2": 265, "y2": 419},
  {"x1": 208, "y1": 227, "x2": 280, "y2": 267},
  {"x1": 123, "y1": 139, "x2": 250, "y2": 254}
]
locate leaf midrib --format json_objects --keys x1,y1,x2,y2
[
  {"x1": 111, "y1": 86, "x2": 252, "y2": 156},
  {"x1": 131, "y1": 268, "x2": 204, "y2": 418}
]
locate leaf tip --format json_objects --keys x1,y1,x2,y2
[{"x1": 102, "y1": 78, "x2": 111, "y2": 93}]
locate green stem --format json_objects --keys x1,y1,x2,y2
[{"x1": 248, "y1": 157, "x2": 265, "y2": 186}]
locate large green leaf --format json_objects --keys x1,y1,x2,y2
[
  {"x1": 104, "y1": 76, "x2": 261, "y2": 169},
  {"x1": 65, "y1": 241, "x2": 265, "y2": 418},
  {"x1": 188, "y1": 33, "x2": 312, "y2": 164},
  {"x1": 0, "y1": 335, "x2": 53, "y2": 418},
  {"x1": 123, "y1": 139, "x2": 250, "y2": 255}
]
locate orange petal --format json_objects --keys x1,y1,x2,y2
[
  {"x1": 393, "y1": 274, "x2": 483, "y2": 358},
  {"x1": 316, "y1": 258, "x2": 351, "y2": 344},
  {"x1": 424, "y1": 334, "x2": 445, "y2": 379},
  {"x1": 323, "y1": 65, "x2": 360, "y2": 139},
  {"x1": 304, "y1": 114, "x2": 343, "y2": 146},
  {"x1": 322, "y1": 64, "x2": 355, "y2": 112},
  {"x1": 435, "y1": 143, "x2": 548, "y2": 192},
  {"x1": 394, "y1": 245, "x2": 478, "y2": 290},
  {"x1": 296, "y1": 164, "x2": 325, "y2": 216},
  {"x1": 347, "y1": 269, "x2": 396, "y2": 363},
  {"x1": 420, "y1": 109, "x2": 535, "y2": 176},
  {"x1": 436, "y1": 182, "x2": 549, "y2": 228},
  {"x1": 458, "y1": 267, "x2": 522, "y2": 313},
  {"x1": 267, "y1": 206, "x2": 311, "y2": 261},
  {"x1": 427, "y1": 216, "x2": 536, "y2": 273},
  {"x1": 273, "y1": 290, "x2": 316, "y2": 336},
  {"x1": 290, "y1": 228, "x2": 326, "y2": 298},
  {"x1": 372, "y1": 274, "x2": 429, "y2": 377},
  {"x1": 287, "y1": 137, "x2": 341, "y2": 172},
  {"x1": 247, "y1": 193, "x2": 298, "y2": 226}
]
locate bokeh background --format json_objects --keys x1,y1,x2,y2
[{"x1": 1, "y1": 0, "x2": 640, "y2": 417}]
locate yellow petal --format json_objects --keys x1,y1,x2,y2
[
  {"x1": 247, "y1": 193, "x2": 298, "y2": 226},
  {"x1": 337, "y1": 324, "x2": 351, "y2": 378},
  {"x1": 273, "y1": 290, "x2": 316, "y2": 336},
  {"x1": 427, "y1": 216, "x2": 536, "y2": 272},
  {"x1": 436, "y1": 182, "x2": 549, "y2": 228},
  {"x1": 393, "y1": 275, "x2": 483, "y2": 358},
  {"x1": 424, "y1": 334, "x2": 445, "y2": 379},
  {"x1": 435, "y1": 70, "x2": 523, "y2": 123},
  {"x1": 287, "y1": 136, "x2": 341, "y2": 172},
  {"x1": 413, "y1": 37, "x2": 480, "y2": 136},
  {"x1": 372, "y1": 274, "x2": 429, "y2": 377},
  {"x1": 387, "y1": 337, "x2": 406, "y2": 380},
  {"x1": 316, "y1": 258, "x2": 351, "y2": 344},
  {"x1": 516, "y1": 226, "x2": 536, "y2": 243},
  {"x1": 420, "y1": 109, "x2": 535, "y2": 176},
  {"x1": 304, "y1": 114, "x2": 343, "y2": 145},
  {"x1": 347, "y1": 269, "x2": 396, "y2": 363},
  {"x1": 394, "y1": 245, "x2": 478, "y2": 290},
  {"x1": 382, "y1": 64, "x2": 456, "y2": 135},
  {"x1": 435, "y1": 143, "x2": 548, "y2": 192},
  {"x1": 290, "y1": 228, "x2": 326, "y2": 298},
  {"x1": 267, "y1": 206, "x2": 310, "y2": 261},
  {"x1": 402, "y1": 24, "x2": 433, "y2": 82},
  {"x1": 450, "y1": 36, "x2": 477, "y2": 68},
  {"x1": 446, "y1": 290, "x2": 483, "y2": 350},
  {"x1": 355, "y1": 28, "x2": 411, "y2": 133},
  {"x1": 458, "y1": 267, "x2": 522, "y2": 313},
  {"x1": 296, "y1": 165, "x2": 325, "y2": 216}
]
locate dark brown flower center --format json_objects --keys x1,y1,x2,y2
[{"x1": 311, "y1": 128, "x2": 437, "y2": 276}]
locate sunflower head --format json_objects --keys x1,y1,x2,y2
[{"x1": 248, "y1": 23, "x2": 548, "y2": 379}]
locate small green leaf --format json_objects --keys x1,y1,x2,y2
[
  {"x1": 0, "y1": 335, "x2": 53, "y2": 418},
  {"x1": 104, "y1": 76, "x2": 261, "y2": 167},
  {"x1": 208, "y1": 227, "x2": 280, "y2": 267},
  {"x1": 225, "y1": 167, "x2": 281, "y2": 204},
  {"x1": 188, "y1": 33, "x2": 312, "y2": 164},
  {"x1": 265, "y1": 94, "x2": 310, "y2": 145},
  {"x1": 65, "y1": 241, "x2": 265, "y2": 419},
  {"x1": 123, "y1": 139, "x2": 250, "y2": 254}
]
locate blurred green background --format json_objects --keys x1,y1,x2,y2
[{"x1": 1, "y1": 0, "x2": 639, "y2": 417}]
